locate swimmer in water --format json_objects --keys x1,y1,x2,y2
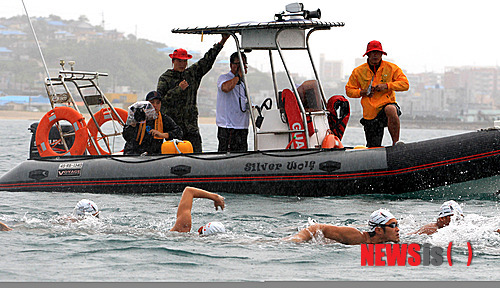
[
  {"x1": 284, "y1": 208, "x2": 400, "y2": 244},
  {"x1": 69, "y1": 199, "x2": 100, "y2": 222},
  {"x1": 2, "y1": 199, "x2": 100, "y2": 229},
  {"x1": 0, "y1": 221, "x2": 12, "y2": 231},
  {"x1": 412, "y1": 200, "x2": 463, "y2": 235},
  {"x1": 171, "y1": 186, "x2": 226, "y2": 236}
]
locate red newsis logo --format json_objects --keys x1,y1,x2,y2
[{"x1": 361, "y1": 242, "x2": 473, "y2": 266}]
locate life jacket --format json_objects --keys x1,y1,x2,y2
[{"x1": 326, "y1": 95, "x2": 350, "y2": 140}]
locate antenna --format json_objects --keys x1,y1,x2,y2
[
  {"x1": 21, "y1": 0, "x2": 55, "y2": 95},
  {"x1": 101, "y1": 12, "x2": 105, "y2": 30}
]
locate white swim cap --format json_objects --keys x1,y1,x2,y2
[
  {"x1": 73, "y1": 199, "x2": 100, "y2": 218},
  {"x1": 439, "y1": 200, "x2": 463, "y2": 218},
  {"x1": 368, "y1": 209, "x2": 396, "y2": 232},
  {"x1": 198, "y1": 221, "x2": 226, "y2": 235}
]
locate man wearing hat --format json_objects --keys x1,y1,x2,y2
[
  {"x1": 345, "y1": 40, "x2": 409, "y2": 147},
  {"x1": 123, "y1": 91, "x2": 183, "y2": 155},
  {"x1": 285, "y1": 208, "x2": 400, "y2": 244},
  {"x1": 157, "y1": 34, "x2": 230, "y2": 153}
]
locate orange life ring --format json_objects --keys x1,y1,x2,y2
[
  {"x1": 36, "y1": 107, "x2": 88, "y2": 157},
  {"x1": 321, "y1": 132, "x2": 344, "y2": 149},
  {"x1": 86, "y1": 108, "x2": 128, "y2": 155}
]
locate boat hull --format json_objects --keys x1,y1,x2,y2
[{"x1": 1, "y1": 129, "x2": 500, "y2": 196}]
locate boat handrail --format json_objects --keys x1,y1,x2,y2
[
  {"x1": 59, "y1": 70, "x2": 109, "y2": 77},
  {"x1": 305, "y1": 110, "x2": 328, "y2": 115},
  {"x1": 274, "y1": 28, "x2": 310, "y2": 147},
  {"x1": 42, "y1": 61, "x2": 125, "y2": 155},
  {"x1": 306, "y1": 28, "x2": 327, "y2": 110},
  {"x1": 256, "y1": 129, "x2": 304, "y2": 135}
]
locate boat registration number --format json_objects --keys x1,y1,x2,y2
[{"x1": 57, "y1": 162, "x2": 83, "y2": 177}]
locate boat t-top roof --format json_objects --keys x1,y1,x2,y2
[
  {"x1": 172, "y1": 19, "x2": 344, "y2": 35},
  {"x1": 172, "y1": 3, "x2": 344, "y2": 50}
]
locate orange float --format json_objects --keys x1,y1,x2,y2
[
  {"x1": 161, "y1": 140, "x2": 194, "y2": 154},
  {"x1": 35, "y1": 107, "x2": 88, "y2": 157},
  {"x1": 321, "y1": 130, "x2": 344, "y2": 149}
]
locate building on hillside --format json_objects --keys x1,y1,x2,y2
[
  {"x1": 0, "y1": 47, "x2": 13, "y2": 60},
  {"x1": 0, "y1": 95, "x2": 50, "y2": 111},
  {"x1": 0, "y1": 30, "x2": 27, "y2": 40}
]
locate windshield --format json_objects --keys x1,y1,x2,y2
[{"x1": 244, "y1": 49, "x2": 323, "y2": 111}]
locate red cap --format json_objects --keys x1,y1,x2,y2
[
  {"x1": 363, "y1": 40, "x2": 387, "y2": 57},
  {"x1": 169, "y1": 48, "x2": 193, "y2": 60}
]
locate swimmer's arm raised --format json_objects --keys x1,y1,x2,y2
[{"x1": 171, "y1": 186, "x2": 225, "y2": 233}]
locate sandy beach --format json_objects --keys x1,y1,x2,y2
[
  {"x1": 0, "y1": 110, "x2": 49, "y2": 121},
  {"x1": 0, "y1": 110, "x2": 216, "y2": 124}
]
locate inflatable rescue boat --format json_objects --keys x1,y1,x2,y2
[{"x1": 1, "y1": 3, "x2": 500, "y2": 196}]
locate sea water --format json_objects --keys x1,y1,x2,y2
[{"x1": 0, "y1": 119, "x2": 499, "y2": 281}]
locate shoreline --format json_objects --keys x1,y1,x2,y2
[
  {"x1": 0, "y1": 110, "x2": 493, "y2": 130},
  {"x1": 0, "y1": 110, "x2": 217, "y2": 124}
]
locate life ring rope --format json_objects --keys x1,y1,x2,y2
[{"x1": 35, "y1": 107, "x2": 88, "y2": 157}]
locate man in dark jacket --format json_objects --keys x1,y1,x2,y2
[
  {"x1": 123, "y1": 91, "x2": 183, "y2": 155},
  {"x1": 157, "y1": 34, "x2": 229, "y2": 152}
]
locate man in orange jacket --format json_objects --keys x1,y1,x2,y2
[{"x1": 345, "y1": 40, "x2": 409, "y2": 147}]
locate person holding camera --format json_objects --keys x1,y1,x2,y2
[
  {"x1": 216, "y1": 52, "x2": 249, "y2": 152},
  {"x1": 157, "y1": 34, "x2": 230, "y2": 153},
  {"x1": 123, "y1": 91, "x2": 183, "y2": 155}
]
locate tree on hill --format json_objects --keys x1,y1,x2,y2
[{"x1": 42, "y1": 39, "x2": 169, "y2": 93}]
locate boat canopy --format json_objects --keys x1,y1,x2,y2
[{"x1": 172, "y1": 19, "x2": 344, "y2": 39}]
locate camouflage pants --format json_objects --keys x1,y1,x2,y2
[{"x1": 184, "y1": 131, "x2": 203, "y2": 153}]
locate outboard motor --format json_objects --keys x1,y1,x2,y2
[{"x1": 28, "y1": 122, "x2": 76, "y2": 159}]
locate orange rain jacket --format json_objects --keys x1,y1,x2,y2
[{"x1": 345, "y1": 61, "x2": 409, "y2": 120}]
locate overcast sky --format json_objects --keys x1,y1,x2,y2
[{"x1": 3, "y1": 0, "x2": 500, "y2": 75}]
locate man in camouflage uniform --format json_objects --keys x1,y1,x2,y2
[{"x1": 157, "y1": 34, "x2": 229, "y2": 153}]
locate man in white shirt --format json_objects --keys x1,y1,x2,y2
[{"x1": 216, "y1": 52, "x2": 249, "y2": 152}]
